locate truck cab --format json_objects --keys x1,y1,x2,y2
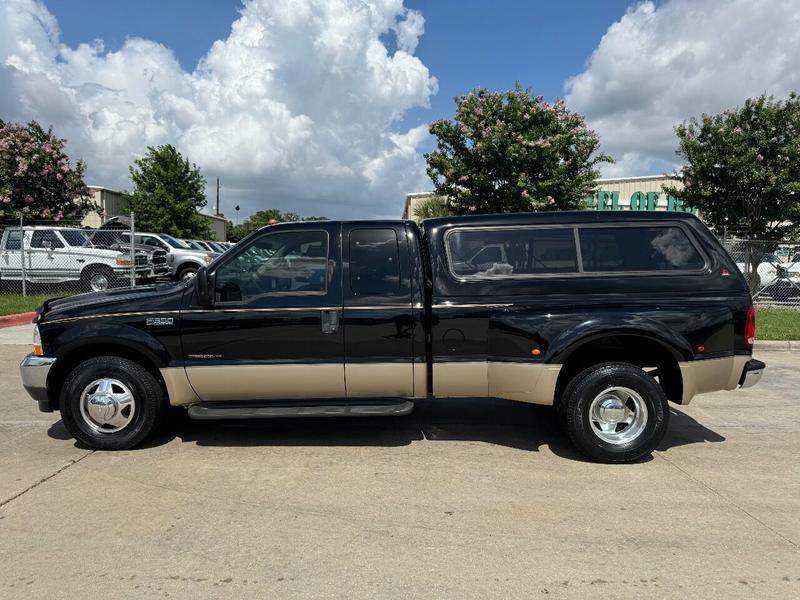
[{"x1": 19, "y1": 213, "x2": 764, "y2": 463}]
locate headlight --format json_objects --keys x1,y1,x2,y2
[
  {"x1": 33, "y1": 325, "x2": 42, "y2": 356},
  {"x1": 203, "y1": 254, "x2": 213, "y2": 264},
  {"x1": 115, "y1": 258, "x2": 132, "y2": 267}
]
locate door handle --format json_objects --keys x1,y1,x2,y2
[{"x1": 321, "y1": 309, "x2": 340, "y2": 334}]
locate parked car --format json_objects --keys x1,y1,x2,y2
[
  {"x1": 20, "y1": 211, "x2": 764, "y2": 463},
  {"x1": 0, "y1": 226, "x2": 152, "y2": 292},
  {"x1": 181, "y1": 239, "x2": 210, "y2": 252},
  {"x1": 734, "y1": 252, "x2": 800, "y2": 297},
  {"x1": 206, "y1": 241, "x2": 229, "y2": 253},
  {"x1": 115, "y1": 232, "x2": 216, "y2": 281},
  {"x1": 90, "y1": 230, "x2": 170, "y2": 283}
]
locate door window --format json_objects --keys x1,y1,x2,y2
[
  {"x1": 349, "y1": 229, "x2": 400, "y2": 295},
  {"x1": 142, "y1": 236, "x2": 167, "y2": 250},
  {"x1": 30, "y1": 230, "x2": 64, "y2": 249},
  {"x1": 4, "y1": 230, "x2": 22, "y2": 250},
  {"x1": 214, "y1": 230, "x2": 329, "y2": 303}
]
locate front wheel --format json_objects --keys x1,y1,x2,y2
[
  {"x1": 59, "y1": 356, "x2": 164, "y2": 450},
  {"x1": 560, "y1": 362, "x2": 669, "y2": 463},
  {"x1": 81, "y1": 265, "x2": 117, "y2": 292},
  {"x1": 177, "y1": 265, "x2": 198, "y2": 281}
]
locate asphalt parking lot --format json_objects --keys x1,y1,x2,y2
[{"x1": 0, "y1": 325, "x2": 797, "y2": 599}]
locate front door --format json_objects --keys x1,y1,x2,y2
[
  {"x1": 342, "y1": 223, "x2": 415, "y2": 398},
  {"x1": 28, "y1": 229, "x2": 70, "y2": 281},
  {"x1": 181, "y1": 223, "x2": 344, "y2": 401}
]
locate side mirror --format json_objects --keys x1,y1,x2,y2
[
  {"x1": 42, "y1": 241, "x2": 53, "y2": 250},
  {"x1": 195, "y1": 267, "x2": 213, "y2": 307}
]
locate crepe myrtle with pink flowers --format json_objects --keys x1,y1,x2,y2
[
  {"x1": 425, "y1": 85, "x2": 612, "y2": 215},
  {"x1": 664, "y1": 93, "x2": 800, "y2": 241},
  {"x1": 0, "y1": 120, "x2": 93, "y2": 223}
]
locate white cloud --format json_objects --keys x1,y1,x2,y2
[
  {"x1": 565, "y1": 0, "x2": 800, "y2": 177},
  {"x1": 0, "y1": 0, "x2": 438, "y2": 218}
]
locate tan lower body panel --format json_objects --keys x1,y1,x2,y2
[
  {"x1": 184, "y1": 364, "x2": 345, "y2": 402},
  {"x1": 679, "y1": 355, "x2": 749, "y2": 404},
  {"x1": 433, "y1": 361, "x2": 561, "y2": 405},
  {"x1": 433, "y1": 362, "x2": 488, "y2": 398},
  {"x1": 413, "y1": 362, "x2": 427, "y2": 398},
  {"x1": 345, "y1": 363, "x2": 415, "y2": 398},
  {"x1": 488, "y1": 362, "x2": 562, "y2": 405},
  {"x1": 160, "y1": 367, "x2": 201, "y2": 407}
]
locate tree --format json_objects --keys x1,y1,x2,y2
[
  {"x1": 127, "y1": 145, "x2": 210, "y2": 237},
  {"x1": 411, "y1": 195, "x2": 452, "y2": 220},
  {"x1": 0, "y1": 120, "x2": 93, "y2": 223},
  {"x1": 665, "y1": 93, "x2": 800, "y2": 241},
  {"x1": 425, "y1": 85, "x2": 612, "y2": 215},
  {"x1": 226, "y1": 208, "x2": 327, "y2": 241}
]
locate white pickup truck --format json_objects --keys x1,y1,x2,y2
[{"x1": 0, "y1": 226, "x2": 149, "y2": 292}]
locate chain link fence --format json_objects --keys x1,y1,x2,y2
[
  {"x1": 0, "y1": 214, "x2": 170, "y2": 305},
  {"x1": 720, "y1": 236, "x2": 800, "y2": 307}
]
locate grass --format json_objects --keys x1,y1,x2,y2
[
  {"x1": 0, "y1": 293, "x2": 62, "y2": 316},
  {"x1": 2, "y1": 292, "x2": 799, "y2": 339},
  {"x1": 756, "y1": 307, "x2": 800, "y2": 341}
]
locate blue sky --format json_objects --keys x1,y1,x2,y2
[
  {"x1": 47, "y1": 0, "x2": 633, "y2": 131},
  {"x1": 6, "y1": 0, "x2": 797, "y2": 218}
]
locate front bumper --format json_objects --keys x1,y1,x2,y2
[
  {"x1": 19, "y1": 354, "x2": 56, "y2": 411},
  {"x1": 739, "y1": 358, "x2": 765, "y2": 388}
]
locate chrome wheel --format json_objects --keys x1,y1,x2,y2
[
  {"x1": 180, "y1": 270, "x2": 196, "y2": 281},
  {"x1": 78, "y1": 378, "x2": 136, "y2": 434},
  {"x1": 89, "y1": 272, "x2": 110, "y2": 292},
  {"x1": 589, "y1": 386, "x2": 648, "y2": 445}
]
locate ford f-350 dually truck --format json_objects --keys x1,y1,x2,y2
[{"x1": 20, "y1": 211, "x2": 764, "y2": 462}]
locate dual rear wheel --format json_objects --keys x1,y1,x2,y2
[{"x1": 558, "y1": 362, "x2": 669, "y2": 463}]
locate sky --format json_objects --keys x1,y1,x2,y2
[{"x1": 2, "y1": 0, "x2": 800, "y2": 220}]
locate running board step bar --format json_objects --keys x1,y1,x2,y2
[{"x1": 187, "y1": 400, "x2": 415, "y2": 420}]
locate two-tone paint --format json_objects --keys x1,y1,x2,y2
[{"x1": 30, "y1": 211, "x2": 757, "y2": 413}]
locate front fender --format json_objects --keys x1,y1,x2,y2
[{"x1": 45, "y1": 320, "x2": 172, "y2": 368}]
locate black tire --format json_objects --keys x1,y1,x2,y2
[
  {"x1": 561, "y1": 362, "x2": 669, "y2": 463},
  {"x1": 177, "y1": 265, "x2": 198, "y2": 281},
  {"x1": 59, "y1": 356, "x2": 164, "y2": 450},
  {"x1": 81, "y1": 265, "x2": 117, "y2": 293}
]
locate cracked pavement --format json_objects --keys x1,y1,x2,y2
[{"x1": 0, "y1": 325, "x2": 798, "y2": 599}]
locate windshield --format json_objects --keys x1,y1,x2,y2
[
  {"x1": 209, "y1": 242, "x2": 226, "y2": 252},
  {"x1": 61, "y1": 229, "x2": 92, "y2": 247},
  {"x1": 160, "y1": 234, "x2": 189, "y2": 249}
]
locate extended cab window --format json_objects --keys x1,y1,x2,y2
[
  {"x1": 447, "y1": 227, "x2": 578, "y2": 278},
  {"x1": 579, "y1": 226, "x2": 705, "y2": 272},
  {"x1": 30, "y1": 230, "x2": 64, "y2": 249},
  {"x1": 214, "y1": 230, "x2": 328, "y2": 303},
  {"x1": 349, "y1": 229, "x2": 400, "y2": 294}
]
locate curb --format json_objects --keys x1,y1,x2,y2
[
  {"x1": 756, "y1": 340, "x2": 800, "y2": 351},
  {"x1": 0, "y1": 312, "x2": 36, "y2": 329}
]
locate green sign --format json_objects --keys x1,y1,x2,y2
[{"x1": 583, "y1": 191, "x2": 697, "y2": 214}]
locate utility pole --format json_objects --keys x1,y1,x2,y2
[{"x1": 216, "y1": 177, "x2": 220, "y2": 216}]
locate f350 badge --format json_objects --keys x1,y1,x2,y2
[{"x1": 146, "y1": 317, "x2": 174, "y2": 326}]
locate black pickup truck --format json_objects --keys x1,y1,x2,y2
[{"x1": 19, "y1": 211, "x2": 764, "y2": 462}]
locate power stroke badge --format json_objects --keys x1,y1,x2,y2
[{"x1": 145, "y1": 317, "x2": 174, "y2": 326}]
